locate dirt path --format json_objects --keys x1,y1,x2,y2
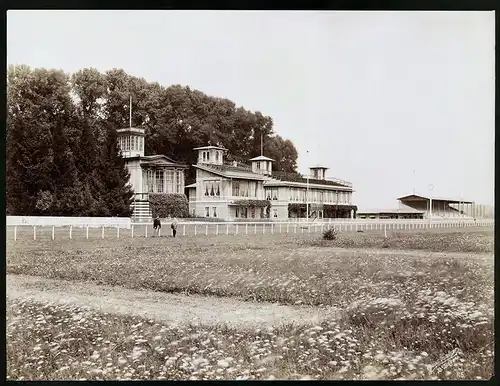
[{"x1": 7, "y1": 274, "x2": 340, "y2": 328}]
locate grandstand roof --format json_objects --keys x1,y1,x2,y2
[{"x1": 397, "y1": 194, "x2": 473, "y2": 204}]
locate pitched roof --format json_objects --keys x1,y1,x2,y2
[
  {"x1": 397, "y1": 194, "x2": 473, "y2": 204},
  {"x1": 193, "y1": 145, "x2": 228, "y2": 151},
  {"x1": 309, "y1": 165, "x2": 329, "y2": 170},
  {"x1": 139, "y1": 155, "x2": 188, "y2": 168},
  {"x1": 249, "y1": 155, "x2": 275, "y2": 162},
  {"x1": 194, "y1": 163, "x2": 267, "y2": 180}
]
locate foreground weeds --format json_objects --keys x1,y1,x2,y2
[
  {"x1": 308, "y1": 229, "x2": 494, "y2": 253},
  {"x1": 6, "y1": 233, "x2": 494, "y2": 308},
  {"x1": 7, "y1": 299, "x2": 493, "y2": 380}
]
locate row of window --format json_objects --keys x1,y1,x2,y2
[
  {"x1": 204, "y1": 181, "x2": 221, "y2": 196},
  {"x1": 235, "y1": 207, "x2": 279, "y2": 218},
  {"x1": 205, "y1": 207, "x2": 218, "y2": 217},
  {"x1": 201, "y1": 151, "x2": 221, "y2": 163},
  {"x1": 119, "y1": 135, "x2": 144, "y2": 153},
  {"x1": 266, "y1": 188, "x2": 351, "y2": 204},
  {"x1": 197, "y1": 182, "x2": 352, "y2": 203},
  {"x1": 143, "y1": 170, "x2": 183, "y2": 194},
  {"x1": 232, "y1": 181, "x2": 259, "y2": 197}
]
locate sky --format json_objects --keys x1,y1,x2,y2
[{"x1": 7, "y1": 10, "x2": 495, "y2": 209}]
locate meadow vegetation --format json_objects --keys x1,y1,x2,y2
[{"x1": 6, "y1": 227, "x2": 494, "y2": 380}]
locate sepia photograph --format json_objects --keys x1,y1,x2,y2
[{"x1": 6, "y1": 10, "x2": 494, "y2": 380}]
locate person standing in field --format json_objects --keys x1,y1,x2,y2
[
  {"x1": 153, "y1": 215, "x2": 161, "y2": 237},
  {"x1": 171, "y1": 217, "x2": 178, "y2": 238}
]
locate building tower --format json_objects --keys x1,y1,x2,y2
[
  {"x1": 117, "y1": 127, "x2": 145, "y2": 158},
  {"x1": 249, "y1": 155, "x2": 274, "y2": 176},
  {"x1": 309, "y1": 165, "x2": 329, "y2": 180},
  {"x1": 193, "y1": 145, "x2": 227, "y2": 165}
]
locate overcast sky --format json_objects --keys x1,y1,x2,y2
[{"x1": 7, "y1": 10, "x2": 495, "y2": 209}]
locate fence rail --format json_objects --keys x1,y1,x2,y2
[{"x1": 6, "y1": 218, "x2": 494, "y2": 241}]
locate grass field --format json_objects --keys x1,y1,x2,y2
[{"x1": 6, "y1": 227, "x2": 494, "y2": 380}]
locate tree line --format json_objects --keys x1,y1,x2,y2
[{"x1": 6, "y1": 65, "x2": 299, "y2": 216}]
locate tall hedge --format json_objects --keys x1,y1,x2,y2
[{"x1": 149, "y1": 193, "x2": 189, "y2": 218}]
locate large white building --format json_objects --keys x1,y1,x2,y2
[
  {"x1": 186, "y1": 145, "x2": 356, "y2": 221},
  {"x1": 116, "y1": 126, "x2": 188, "y2": 219}
]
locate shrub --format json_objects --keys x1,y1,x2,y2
[
  {"x1": 323, "y1": 226, "x2": 337, "y2": 240},
  {"x1": 149, "y1": 193, "x2": 189, "y2": 218}
]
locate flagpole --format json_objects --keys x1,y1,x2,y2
[
  {"x1": 306, "y1": 150, "x2": 309, "y2": 222},
  {"x1": 413, "y1": 169, "x2": 416, "y2": 195},
  {"x1": 129, "y1": 95, "x2": 132, "y2": 128}
]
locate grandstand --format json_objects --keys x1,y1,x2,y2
[{"x1": 397, "y1": 194, "x2": 484, "y2": 219}]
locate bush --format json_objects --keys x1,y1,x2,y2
[
  {"x1": 323, "y1": 227, "x2": 337, "y2": 240},
  {"x1": 149, "y1": 193, "x2": 189, "y2": 218}
]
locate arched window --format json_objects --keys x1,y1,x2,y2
[
  {"x1": 203, "y1": 152, "x2": 206, "y2": 161},
  {"x1": 216, "y1": 151, "x2": 219, "y2": 161}
]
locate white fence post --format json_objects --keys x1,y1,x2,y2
[
  {"x1": 294, "y1": 224, "x2": 297, "y2": 233},
  {"x1": 236, "y1": 224, "x2": 239, "y2": 235},
  {"x1": 33, "y1": 226, "x2": 36, "y2": 240},
  {"x1": 246, "y1": 224, "x2": 248, "y2": 234},
  {"x1": 117, "y1": 226, "x2": 120, "y2": 238},
  {"x1": 226, "y1": 224, "x2": 229, "y2": 235},
  {"x1": 69, "y1": 225, "x2": 73, "y2": 239},
  {"x1": 216, "y1": 224, "x2": 219, "y2": 235},
  {"x1": 145, "y1": 225, "x2": 147, "y2": 238},
  {"x1": 271, "y1": 224, "x2": 274, "y2": 234},
  {"x1": 86, "y1": 225, "x2": 89, "y2": 239},
  {"x1": 194, "y1": 224, "x2": 197, "y2": 236},
  {"x1": 14, "y1": 226, "x2": 17, "y2": 241},
  {"x1": 254, "y1": 224, "x2": 257, "y2": 234},
  {"x1": 183, "y1": 224, "x2": 186, "y2": 236},
  {"x1": 205, "y1": 224, "x2": 208, "y2": 236},
  {"x1": 131, "y1": 225, "x2": 134, "y2": 238},
  {"x1": 52, "y1": 226, "x2": 55, "y2": 240}
]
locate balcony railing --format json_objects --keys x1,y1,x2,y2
[
  {"x1": 133, "y1": 193, "x2": 149, "y2": 201},
  {"x1": 271, "y1": 171, "x2": 353, "y2": 188}
]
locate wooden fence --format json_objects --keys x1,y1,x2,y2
[{"x1": 6, "y1": 218, "x2": 494, "y2": 241}]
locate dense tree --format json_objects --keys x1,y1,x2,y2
[
  {"x1": 265, "y1": 135, "x2": 299, "y2": 173},
  {"x1": 7, "y1": 66, "x2": 66, "y2": 215},
  {"x1": 98, "y1": 125, "x2": 134, "y2": 217}
]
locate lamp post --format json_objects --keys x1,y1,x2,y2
[
  {"x1": 306, "y1": 151, "x2": 310, "y2": 222},
  {"x1": 428, "y1": 184, "x2": 434, "y2": 227}
]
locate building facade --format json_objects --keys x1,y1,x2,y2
[
  {"x1": 187, "y1": 145, "x2": 356, "y2": 221},
  {"x1": 117, "y1": 127, "x2": 188, "y2": 219}
]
